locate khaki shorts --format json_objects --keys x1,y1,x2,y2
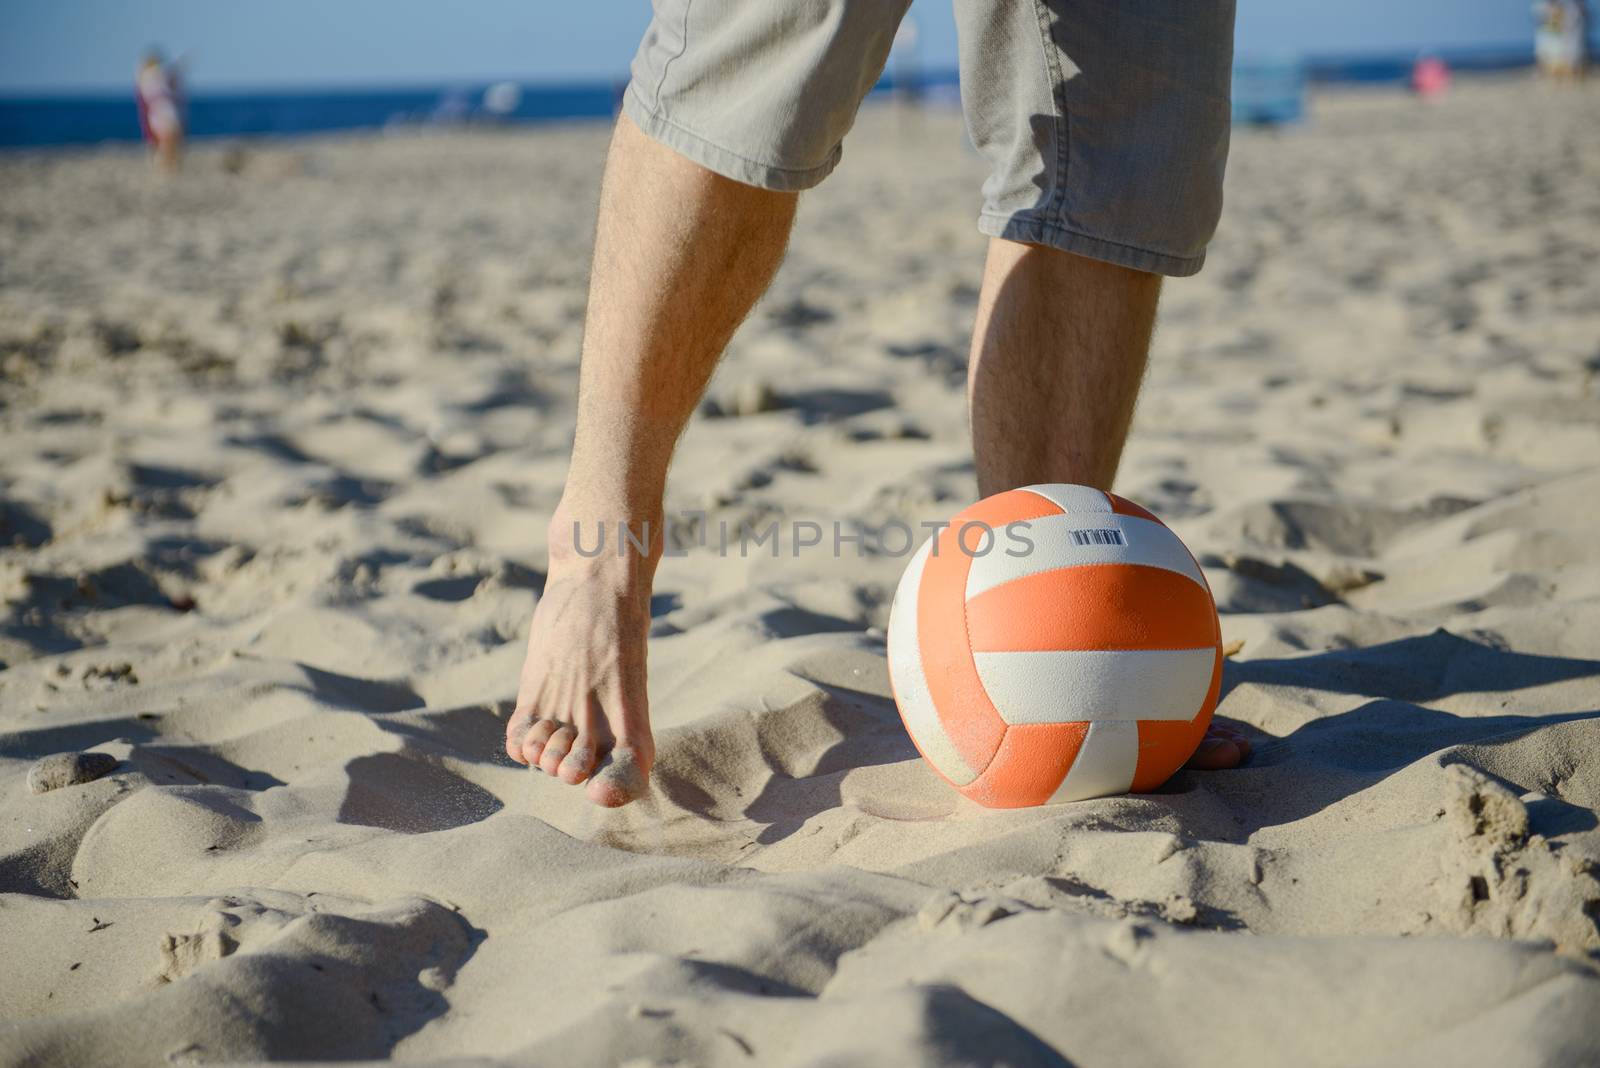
[{"x1": 623, "y1": 0, "x2": 1236, "y2": 277}]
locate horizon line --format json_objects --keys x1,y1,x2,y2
[{"x1": 0, "y1": 37, "x2": 1572, "y2": 99}]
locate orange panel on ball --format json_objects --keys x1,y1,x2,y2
[
  {"x1": 1107, "y1": 493, "x2": 1160, "y2": 522},
  {"x1": 962, "y1": 722, "x2": 1088, "y2": 808},
  {"x1": 916, "y1": 490, "x2": 1062, "y2": 776},
  {"x1": 965, "y1": 564, "x2": 1219, "y2": 653}
]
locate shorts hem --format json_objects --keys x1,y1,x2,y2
[
  {"x1": 978, "y1": 212, "x2": 1208, "y2": 278},
  {"x1": 622, "y1": 84, "x2": 840, "y2": 193}
]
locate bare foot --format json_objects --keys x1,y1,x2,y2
[
  {"x1": 504, "y1": 513, "x2": 657, "y2": 807},
  {"x1": 1185, "y1": 723, "x2": 1252, "y2": 771}
]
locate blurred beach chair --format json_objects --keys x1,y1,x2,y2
[{"x1": 1232, "y1": 56, "x2": 1307, "y2": 126}]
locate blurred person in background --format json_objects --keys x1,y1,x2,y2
[
  {"x1": 136, "y1": 49, "x2": 185, "y2": 172},
  {"x1": 502, "y1": 1, "x2": 1250, "y2": 805},
  {"x1": 1410, "y1": 54, "x2": 1452, "y2": 98},
  {"x1": 1535, "y1": 0, "x2": 1588, "y2": 81}
]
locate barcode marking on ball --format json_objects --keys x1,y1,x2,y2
[{"x1": 1070, "y1": 528, "x2": 1126, "y2": 547}]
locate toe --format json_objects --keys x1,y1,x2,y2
[
  {"x1": 586, "y1": 747, "x2": 651, "y2": 807},
  {"x1": 557, "y1": 740, "x2": 598, "y2": 785},
  {"x1": 1216, "y1": 726, "x2": 1252, "y2": 763},
  {"x1": 505, "y1": 709, "x2": 535, "y2": 764},
  {"x1": 539, "y1": 725, "x2": 576, "y2": 776},
  {"x1": 521, "y1": 719, "x2": 559, "y2": 770},
  {"x1": 1186, "y1": 735, "x2": 1249, "y2": 771},
  {"x1": 1185, "y1": 738, "x2": 1230, "y2": 770}
]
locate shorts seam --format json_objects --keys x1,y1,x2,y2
[
  {"x1": 650, "y1": 0, "x2": 694, "y2": 112},
  {"x1": 978, "y1": 211, "x2": 1207, "y2": 276},
  {"x1": 1031, "y1": 0, "x2": 1070, "y2": 223},
  {"x1": 624, "y1": 85, "x2": 841, "y2": 186}
]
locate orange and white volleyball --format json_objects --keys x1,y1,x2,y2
[{"x1": 886, "y1": 484, "x2": 1222, "y2": 808}]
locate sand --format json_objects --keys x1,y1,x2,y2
[{"x1": 2, "y1": 77, "x2": 1599, "y2": 1066}]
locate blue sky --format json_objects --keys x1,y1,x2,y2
[{"x1": 0, "y1": 0, "x2": 1541, "y2": 92}]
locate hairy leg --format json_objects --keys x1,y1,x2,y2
[
  {"x1": 967, "y1": 238, "x2": 1248, "y2": 770},
  {"x1": 505, "y1": 115, "x2": 799, "y2": 805},
  {"x1": 968, "y1": 239, "x2": 1159, "y2": 494}
]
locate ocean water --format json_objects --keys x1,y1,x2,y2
[
  {"x1": 0, "y1": 45, "x2": 1537, "y2": 150},
  {"x1": 0, "y1": 82, "x2": 626, "y2": 148}
]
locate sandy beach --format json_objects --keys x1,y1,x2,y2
[{"x1": 3, "y1": 76, "x2": 1599, "y2": 1065}]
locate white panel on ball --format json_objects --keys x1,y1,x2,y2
[
  {"x1": 1050, "y1": 720, "x2": 1140, "y2": 801},
  {"x1": 964, "y1": 513, "x2": 1209, "y2": 600},
  {"x1": 1017, "y1": 484, "x2": 1113, "y2": 513},
  {"x1": 972, "y1": 647, "x2": 1216, "y2": 725},
  {"x1": 887, "y1": 537, "x2": 978, "y2": 785}
]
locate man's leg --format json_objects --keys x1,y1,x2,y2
[
  {"x1": 968, "y1": 239, "x2": 1158, "y2": 495},
  {"x1": 504, "y1": 115, "x2": 799, "y2": 806},
  {"x1": 966, "y1": 238, "x2": 1250, "y2": 770}
]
